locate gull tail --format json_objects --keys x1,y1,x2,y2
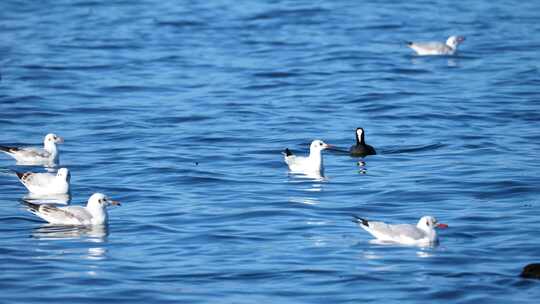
[
  {"x1": 406, "y1": 41, "x2": 414, "y2": 46},
  {"x1": 15, "y1": 171, "x2": 26, "y2": 180},
  {"x1": 0, "y1": 145, "x2": 20, "y2": 155},
  {"x1": 0, "y1": 145, "x2": 14, "y2": 153},
  {"x1": 352, "y1": 215, "x2": 369, "y2": 227},
  {"x1": 282, "y1": 148, "x2": 293, "y2": 157},
  {"x1": 21, "y1": 199, "x2": 41, "y2": 214}
]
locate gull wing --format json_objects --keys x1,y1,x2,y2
[
  {"x1": 25, "y1": 201, "x2": 89, "y2": 225},
  {"x1": 17, "y1": 147, "x2": 51, "y2": 159},
  {"x1": 363, "y1": 221, "x2": 425, "y2": 242},
  {"x1": 408, "y1": 41, "x2": 452, "y2": 55},
  {"x1": 17, "y1": 172, "x2": 56, "y2": 188}
]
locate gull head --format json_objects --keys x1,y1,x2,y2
[
  {"x1": 417, "y1": 216, "x2": 448, "y2": 231},
  {"x1": 88, "y1": 193, "x2": 121, "y2": 210},
  {"x1": 45, "y1": 133, "x2": 64, "y2": 144},
  {"x1": 56, "y1": 168, "x2": 70, "y2": 181},
  {"x1": 446, "y1": 36, "x2": 465, "y2": 49},
  {"x1": 310, "y1": 139, "x2": 331, "y2": 152}
]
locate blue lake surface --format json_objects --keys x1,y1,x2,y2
[{"x1": 1, "y1": 0, "x2": 540, "y2": 302}]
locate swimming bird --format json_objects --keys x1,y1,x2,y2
[
  {"x1": 23, "y1": 193, "x2": 120, "y2": 226},
  {"x1": 15, "y1": 168, "x2": 70, "y2": 195},
  {"x1": 353, "y1": 215, "x2": 448, "y2": 245},
  {"x1": 407, "y1": 36, "x2": 465, "y2": 55},
  {"x1": 0, "y1": 133, "x2": 64, "y2": 166},
  {"x1": 521, "y1": 264, "x2": 540, "y2": 279},
  {"x1": 350, "y1": 128, "x2": 376, "y2": 157},
  {"x1": 283, "y1": 140, "x2": 331, "y2": 176}
]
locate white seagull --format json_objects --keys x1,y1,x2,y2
[
  {"x1": 353, "y1": 215, "x2": 448, "y2": 245},
  {"x1": 23, "y1": 193, "x2": 120, "y2": 226},
  {"x1": 15, "y1": 168, "x2": 70, "y2": 195},
  {"x1": 407, "y1": 35, "x2": 465, "y2": 56},
  {"x1": 0, "y1": 133, "x2": 64, "y2": 166},
  {"x1": 283, "y1": 140, "x2": 332, "y2": 176}
]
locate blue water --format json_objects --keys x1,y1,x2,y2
[{"x1": 1, "y1": 0, "x2": 540, "y2": 302}]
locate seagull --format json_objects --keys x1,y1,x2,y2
[
  {"x1": 407, "y1": 36, "x2": 465, "y2": 56},
  {"x1": 15, "y1": 168, "x2": 70, "y2": 195},
  {"x1": 353, "y1": 215, "x2": 448, "y2": 245},
  {"x1": 283, "y1": 140, "x2": 332, "y2": 176},
  {"x1": 350, "y1": 128, "x2": 376, "y2": 157},
  {"x1": 0, "y1": 133, "x2": 64, "y2": 166},
  {"x1": 22, "y1": 193, "x2": 120, "y2": 226}
]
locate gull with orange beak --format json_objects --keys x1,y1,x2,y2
[
  {"x1": 22, "y1": 193, "x2": 120, "y2": 226},
  {"x1": 283, "y1": 139, "x2": 332, "y2": 176},
  {"x1": 353, "y1": 215, "x2": 448, "y2": 246}
]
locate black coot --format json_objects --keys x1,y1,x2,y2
[{"x1": 350, "y1": 128, "x2": 376, "y2": 157}]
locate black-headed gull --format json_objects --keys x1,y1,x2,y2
[
  {"x1": 23, "y1": 193, "x2": 120, "y2": 226},
  {"x1": 350, "y1": 128, "x2": 376, "y2": 157},
  {"x1": 353, "y1": 215, "x2": 448, "y2": 245},
  {"x1": 15, "y1": 168, "x2": 70, "y2": 195},
  {"x1": 0, "y1": 133, "x2": 64, "y2": 166},
  {"x1": 283, "y1": 140, "x2": 332, "y2": 176},
  {"x1": 407, "y1": 36, "x2": 465, "y2": 56}
]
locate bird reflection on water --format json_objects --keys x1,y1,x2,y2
[
  {"x1": 31, "y1": 224, "x2": 108, "y2": 242},
  {"x1": 22, "y1": 193, "x2": 71, "y2": 205}
]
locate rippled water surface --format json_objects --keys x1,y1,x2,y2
[{"x1": 1, "y1": 0, "x2": 540, "y2": 303}]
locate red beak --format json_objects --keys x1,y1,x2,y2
[{"x1": 437, "y1": 223, "x2": 448, "y2": 229}]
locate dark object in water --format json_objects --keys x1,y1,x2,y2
[
  {"x1": 520, "y1": 263, "x2": 540, "y2": 279},
  {"x1": 350, "y1": 128, "x2": 376, "y2": 157}
]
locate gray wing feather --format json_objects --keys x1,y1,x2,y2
[
  {"x1": 37, "y1": 205, "x2": 89, "y2": 225},
  {"x1": 409, "y1": 42, "x2": 452, "y2": 54},
  {"x1": 22, "y1": 172, "x2": 56, "y2": 187},
  {"x1": 368, "y1": 222, "x2": 424, "y2": 240},
  {"x1": 19, "y1": 147, "x2": 50, "y2": 159}
]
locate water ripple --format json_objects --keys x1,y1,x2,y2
[{"x1": 1, "y1": 0, "x2": 540, "y2": 303}]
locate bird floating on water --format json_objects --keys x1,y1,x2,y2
[
  {"x1": 0, "y1": 133, "x2": 64, "y2": 166},
  {"x1": 407, "y1": 36, "x2": 465, "y2": 56},
  {"x1": 283, "y1": 139, "x2": 331, "y2": 176},
  {"x1": 23, "y1": 193, "x2": 120, "y2": 226},
  {"x1": 350, "y1": 128, "x2": 376, "y2": 157},
  {"x1": 353, "y1": 215, "x2": 448, "y2": 245},
  {"x1": 15, "y1": 168, "x2": 70, "y2": 195}
]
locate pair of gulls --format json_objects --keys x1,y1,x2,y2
[
  {"x1": 0, "y1": 133, "x2": 119, "y2": 226},
  {"x1": 349, "y1": 35, "x2": 464, "y2": 244},
  {"x1": 283, "y1": 128, "x2": 447, "y2": 246},
  {"x1": 355, "y1": 34, "x2": 463, "y2": 244}
]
